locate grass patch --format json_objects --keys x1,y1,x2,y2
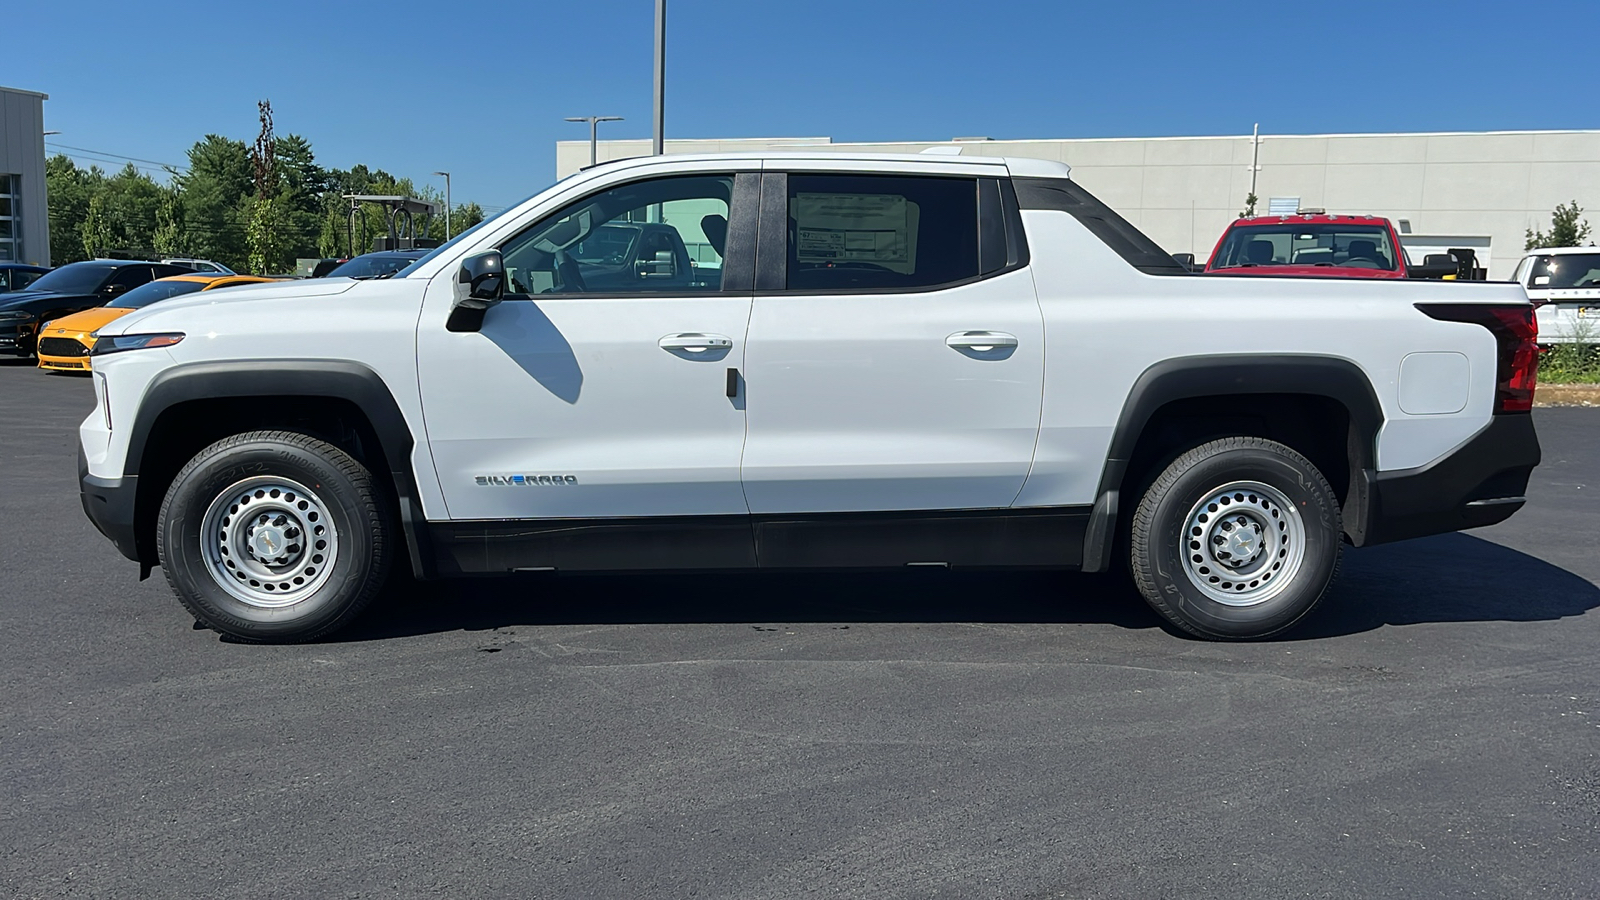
[{"x1": 1540, "y1": 342, "x2": 1600, "y2": 384}]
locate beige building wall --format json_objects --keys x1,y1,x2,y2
[{"x1": 558, "y1": 130, "x2": 1600, "y2": 279}]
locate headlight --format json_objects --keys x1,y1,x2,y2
[{"x1": 90, "y1": 332, "x2": 185, "y2": 356}]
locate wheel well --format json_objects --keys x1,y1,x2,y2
[
  {"x1": 1121, "y1": 393, "x2": 1356, "y2": 511},
  {"x1": 132, "y1": 396, "x2": 392, "y2": 566}
]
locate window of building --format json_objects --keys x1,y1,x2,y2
[
  {"x1": 0, "y1": 175, "x2": 18, "y2": 262},
  {"x1": 786, "y1": 174, "x2": 978, "y2": 291}
]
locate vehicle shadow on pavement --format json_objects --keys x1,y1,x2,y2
[
  {"x1": 338, "y1": 532, "x2": 1598, "y2": 643},
  {"x1": 342, "y1": 569, "x2": 1164, "y2": 641},
  {"x1": 1293, "y1": 532, "x2": 1600, "y2": 639}
]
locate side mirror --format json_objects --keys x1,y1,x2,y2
[
  {"x1": 636, "y1": 250, "x2": 677, "y2": 279},
  {"x1": 101, "y1": 283, "x2": 129, "y2": 296},
  {"x1": 447, "y1": 251, "x2": 505, "y2": 333}
]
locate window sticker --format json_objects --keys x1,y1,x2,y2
[{"x1": 793, "y1": 193, "x2": 918, "y2": 274}]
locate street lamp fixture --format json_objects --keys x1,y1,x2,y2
[
  {"x1": 432, "y1": 171, "x2": 451, "y2": 239},
  {"x1": 565, "y1": 116, "x2": 625, "y2": 167}
]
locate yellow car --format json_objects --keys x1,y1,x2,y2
[{"x1": 37, "y1": 274, "x2": 278, "y2": 372}]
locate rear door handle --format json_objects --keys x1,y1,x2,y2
[
  {"x1": 658, "y1": 333, "x2": 733, "y2": 353},
  {"x1": 945, "y1": 331, "x2": 1018, "y2": 351}
]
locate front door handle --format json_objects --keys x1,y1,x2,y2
[
  {"x1": 945, "y1": 331, "x2": 1019, "y2": 351},
  {"x1": 658, "y1": 333, "x2": 733, "y2": 353}
]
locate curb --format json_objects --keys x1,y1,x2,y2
[{"x1": 1535, "y1": 383, "x2": 1600, "y2": 407}]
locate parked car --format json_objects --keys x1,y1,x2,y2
[
  {"x1": 1204, "y1": 213, "x2": 1432, "y2": 278},
  {"x1": 0, "y1": 260, "x2": 191, "y2": 357},
  {"x1": 161, "y1": 258, "x2": 236, "y2": 275},
  {"x1": 79, "y1": 152, "x2": 1539, "y2": 644},
  {"x1": 1513, "y1": 246, "x2": 1600, "y2": 345},
  {"x1": 36, "y1": 274, "x2": 279, "y2": 372},
  {"x1": 323, "y1": 250, "x2": 429, "y2": 280},
  {"x1": 0, "y1": 263, "x2": 51, "y2": 293}
]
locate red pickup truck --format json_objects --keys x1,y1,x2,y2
[{"x1": 1204, "y1": 212, "x2": 1415, "y2": 278}]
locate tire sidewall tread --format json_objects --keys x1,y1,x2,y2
[
  {"x1": 156, "y1": 430, "x2": 391, "y2": 643},
  {"x1": 1130, "y1": 437, "x2": 1342, "y2": 640}
]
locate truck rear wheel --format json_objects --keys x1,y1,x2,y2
[
  {"x1": 157, "y1": 431, "x2": 392, "y2": 642},
  {"x1": 1129, "y1": 437, "x2": 1341, "y2": 640}
]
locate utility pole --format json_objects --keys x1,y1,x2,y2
[
  {"x1": 564, "y1": 116, "x2": 624, "y2": 166},
  {"x1": 432, "y1": 171, "x2": 451, "y2": 239},
  {"x1": 653, "y1": 0, "x2": 666, "y2": 155},
  {"x1": 1249, "y1": 122, "x2": 1261, "y2": 201}
]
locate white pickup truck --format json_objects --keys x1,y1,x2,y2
[
  {"x1": 77, "y1": 152, "x2": 1542, "y2": 643},
  {"x1": 1514, "y1": 246, "x2": 1600, "y2": 344}
]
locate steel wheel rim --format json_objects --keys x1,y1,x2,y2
[
  {"x1": 199, "y1": 476, "x2": 340, "y2": 609},
  {"x1": 1179, "y1": 479, "x2": 1305, "y2": 607}
]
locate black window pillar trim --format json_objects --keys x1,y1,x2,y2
[
  {"x1": 719, "y1": 172, "x2": 761, "y2": 293},
  {"x1": 1013, "y1": 176, "x2": 1185, "y2": 276},
  {"x1": 754, "y1": 171, "x2": 787, "y2": 293}
]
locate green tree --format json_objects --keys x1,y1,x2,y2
[
  {"x1": 152, "y1": 186, "x2": 189, "y2": 258},
  {"x1": 98, "y1": 164, "x2": 165, "y2": 255},
  {"x1": 175, "y1": 135, "x2": 252, "y2": 270},
  {"x1": 245, "y1": 195, "x2": 289, "y2": 274},
  {"x1": 244, "y1": 100, "x2": 285, "y2": 274},
  {"x1": 1526, "y1": 201, "x2": 1593, "y2": 250},
  {"x1": 275, "y1": 133, "x2": 327, "y2": 261},
  {"x1": 1238, "y1": 192, "x2": 1258, "y2": 219},
  {"x1": 45, "y1": 155, "x2": 103, "y2": 264},
  {"x1": 80, "y1": 194, "x2": 114, "y2": 259},
  {"x1": 426, "y1": 201, "x2": 486, "y2": 241}
]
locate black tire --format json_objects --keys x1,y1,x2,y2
[
  {"x1": 157, "y1": 430, "x2": 393, "y2": 642},
  {"x1": 1129, "y1": 437, "x2": 1341, "y2": 640}
]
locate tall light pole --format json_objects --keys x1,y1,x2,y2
[
  {"x1": 653, "y1": 0, "x2": 665, "y2": 155},
  {"x1": 432, "y1": 171, "x2": 451, "y2": 239},
  {"x1": 564, "y1": 116, "x2": 624, "y2": 166}
]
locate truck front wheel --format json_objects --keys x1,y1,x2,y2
[
  {"x1": 157, "y1": 431, "x2": 393, "y2": 642},
  {"x1": 1129, "y1": 437, "x2": 1341, "y2": 640}
]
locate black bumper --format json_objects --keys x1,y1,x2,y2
[
  {"x1": 1356, "y1": 413, "x2": 1541, "y2": 546},
  {"x1": 0, "y1": 320, "x2": 37, "y2": 356},
  {"x1": 78, "y1": 445, "x2": 143, "y2": 563}
]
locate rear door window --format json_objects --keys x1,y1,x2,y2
[{"x1": 784, "y1": 174, "x2": 979, "y2": 291}]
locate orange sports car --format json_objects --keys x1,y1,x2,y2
[{"x1": 37, "y1": 274, "x2": 278, "y2": 372}]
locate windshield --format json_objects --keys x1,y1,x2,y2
[
  {"x1": 1211, "y1": 224, "x2": 1398, "y2": 272},
  {"x1": 327, "y1": 255, "x2": 418, "y2": 279},
  {"x1": 106, "y1": 278, "x2": 208, "y2": 309},
  {"x1": 1526, "y1": 253, "x2": 1600, "y2": 289},
  {"x1": 392, "y1": 204, "x2": 520, "y2": 279},
  {"x1": 26, "y1": 262, "x2": 116, "y2": 294}
]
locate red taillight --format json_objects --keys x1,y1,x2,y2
[{"x1": 1417, "y1": 304, "x2": 1539, "y2": 414}]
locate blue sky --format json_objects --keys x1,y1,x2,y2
[{"x1": 6, "y1": 0, "x2": 1595, "y2": 209}]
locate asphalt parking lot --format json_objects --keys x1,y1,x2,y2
[{"x1": 2, "y1": 361, "x2": 1596, "y2": 899}]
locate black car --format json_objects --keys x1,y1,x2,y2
[
  {"x1": 324, "y1": 250, "x2": 429, "y2": 280},
  {"x1": 0, "y1": 264, "x2": 51, "y2": 293},
  {"x1": 0, "y1": 260, "x2": 191, "y2": 357}
]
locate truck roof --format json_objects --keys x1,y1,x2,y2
[
  {"x1": 580, "y1": 151, "x2": 1071, "y2": 179},
  {"x1": 1521, "y1": 245, "x2": 1600, "y2": 256},
  {"x1": 1230, "y1": 213, "x2": 1392, "y2": 228}
]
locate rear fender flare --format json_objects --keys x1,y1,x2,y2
[{"x1": 1081, "y1": 354, "x2": 1385, "y2": 570}]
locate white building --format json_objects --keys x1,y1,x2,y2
[
  {"x1": 557, "y1": 130, "x2": 1600, "y2": 279},
  {"x1": 0, "y1": 86, "x2": 50, "y2": 266}
]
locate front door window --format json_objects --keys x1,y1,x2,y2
[{"x1": 500, "y1": 175, "x2": 732, "y2": 296}]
